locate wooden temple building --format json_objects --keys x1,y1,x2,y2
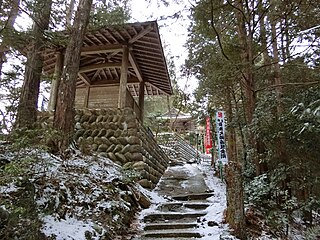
[
  {"x1": 157, "y1": 108, "x2": 196, "y2": 133},
  {"x1": 41, "y1": 21, "x2": 173, "y2": 188},
  {"x1": 45, "y1": 21, "x2": 173, "y2": 121}
]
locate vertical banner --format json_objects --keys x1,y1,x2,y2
[
  {"x1": 215, "y1": 111, "x2": 228, "y2": 164},
  {"x1": 205, "y1": 116, "x2": 212, "y2": 154}
]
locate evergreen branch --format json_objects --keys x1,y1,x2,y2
[
  {"x1": 226, "y1": 0, "x2": 249, "y2": 26},
  {"x1": 256, "y1": 81, "x2": 320, "y2": 92},
  {"x1": 209, "y1": 0, "x2": 229, "y2": 61}
]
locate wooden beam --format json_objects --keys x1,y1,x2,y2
[
  {"x1": 145, "y1": 82, "x2": 169, "y2": 96},
  {"x1": 79, "y1": 62, "x2": 123, "y2": 73},
  {"x1": 129, "y1": 51, "x2": 143, "y2": 82},
  {"x1": 129, "y1": 24, "x2": 153, "y2": 44},
  {"x1": 78, "y1": 73, "x2": 91, "y2": 85},
  {"x1": 138, "y1": 81, "x2": 145, "y2": 122},
  {"x1": 80, "y1": 44, "x2": 123, "y2": 55},
  {"x1": 118, "y1": 46, "x2": 129, "y2": 108},
  {"x1": 89, "y1": 77, "x2": 139, "y2": 86}
]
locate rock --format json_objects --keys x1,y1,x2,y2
[
  {"x1": 129, "y1": 145, "x2": 141, "y2": 153},
  {"x1": 124, "y1": 152, "x2": 133, "y2": 161},
  {"x1": 88, "y1": 115, "x2": 97, "y2": 123},
  {"x1": 86, "y1": 136, "x2": 93, "y2": 144},
  {"x1": 113, "y1": 144, "x2": 123, "y2": 153},
  {"x1": 123, "y1": 162, "x2": 134, "y2": 169},
  {"x1": 92, "y1": 144, "x2": 98, "y2": 151},
  {"x1": 109, "y1": 136, "x2": 119, "y2": 144},
  {"x1": 96, "y1": 115, "x2": 104, "y2": 122},
  {"x1": 93, "y1": 136, "x2": 102, "y2": 145},
  {"x1": 115, "y1": 152, "x2": 127, "y2": 164},
  {"x1": 132, "y1": 161, "x2": 147, "y2": 170},
  {"x1": 128, "y1": 136, "x2": 141, "y2": 145},
  {"x1": 121, "y1": 144, "x2": 131, "y2": 153},
  {"x1": 114, "y1": 129, "x2": 122, "y2": 138},
  {"x1": 91, "y1": 129, "x2": 99, "y2": 137},
  {"x1": 120, "y1": 122, "x2": 128, "y2": 130},
  {"x1": 74, "y1": 129, "x2": 85, "y2": 140},
  {"x1": 109, "y1": 122, "x2": 118, "y2": 130},
  {"x1": 107, "y1": 152, "x2": 117, "y2": 161},
  {"x1": 80, "y1": 114, "x2": 90, "y2": 122},
  {"x1": 100, "y1": 137, "x2": 111, "y2": 145},
  {"x1": 98, "y1": 144, "x2": 108, "y2": 152},
  {"x1": 112, "y1": 115, "x2": 119, "y2": 122},
  {"x1": 131, "y1": 152, "x2": 143, "y2": 162},
  {"x1": 208, "y1": 221, "x2": 219, "y2": 227},
  {"x1": 106, "y1": 129, "x2": 114, "y2": 138},
  {"x1": 106, "y1": 144, "x2": 115, "y2": 152},
  {"x1": 118, "y1": 137, "x2": 128, "y2": 145},
  {"x1": 127, "y1": 128, "x2": 138, "y2": 136},
  {"x1": 83, "y1": 130, "x2": 92, "y2": 138},
  {"x1": 97, "y1": 129, "x2": 106, "y2": 137},
  {"x1": 138, "y1": 192, "x2": 151, "y2": 209},
  {"x1": 138, "y1": 179, "x2": 153, "y2": 189},
  {"x1": 127, "y1": 119, "x2": 137, "y2": 129}
]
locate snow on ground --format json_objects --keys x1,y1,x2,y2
[
  {"x1": 42, "y1": 215, "x2": 105, "y2": 240},
  {"x1": 196, "y1": 161, "x2": 238, "y2": 239}
]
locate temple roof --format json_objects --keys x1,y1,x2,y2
[{"x1": 42, "y1": 21, "x2": 173, "y2": 96}]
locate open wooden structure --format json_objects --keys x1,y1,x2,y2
[{"x1": 45, "y1": 21, "x2": 173, "y2": 121}]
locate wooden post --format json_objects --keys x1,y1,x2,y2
[
  {"x1": 138, "y1": 81, "x2": 145, "y2": 121},
  {"x1": 118, "y1": 45, "x2": 129, "y2": 109},
  {"x1": 48, "y1": 51, "x2": 63, "y2": 111},
  {"x1": 84, "y1": 86, "x2": 90, "y2": 108}
]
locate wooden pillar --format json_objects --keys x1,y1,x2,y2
[
  {"x1": 84, "y1": 86, "x2": 90, "y2": 108},
  {"x1": 138, "y1": 81, "x2": 145, "y2": 122},
  {"x1": 48, "y1": 51, "x2": 63, "y2": 111},
  {"x1": 118, "y1": 46, "x2": 129, "y2": 109}
]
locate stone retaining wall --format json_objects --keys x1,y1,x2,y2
[{"x1": 74, "y1": 108, "x2": 169, "y2": 189}]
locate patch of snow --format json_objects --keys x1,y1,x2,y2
[
  {"x1": 0, "y1": 182, "x2": 17, "y2": 194},
  {"x1": 41, "y1": 215, "x2": 105, "y2": 240}
]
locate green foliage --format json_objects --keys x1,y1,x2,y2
[
  {"x1": 9, "y1": 125, "x2": 62, "y2": 153},
  {"x1": 89, "y1": 0, "x2": 131, "y2": 29},
  {"x1": 0, "y1": 64, "x2": 24, "y2": 134},
  {"x1": 120, "y1": 168, "x2": 141, "y2": 184},
  {"x1": 305, "y1": 225, "x2": 320, "y2": 239}
]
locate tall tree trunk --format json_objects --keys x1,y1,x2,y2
[
  {"x1": 0, "y1": 0, "x2": 20, "y2": 78},
  {"x1": 234, "y1": 0, "x2": 258, "y2": 175},
  {"x1": 53, "y1": 0, "x2": 93, "y2": 150},
  {"x1": 15, "y1": 0, "x2": 52, "y2": 128},
  {"x1": 225, "y1": 87, "x2": 246, "y2": 240},
  {"x1": 66, "y1": 0, "x2": 76, "y2": 28}
]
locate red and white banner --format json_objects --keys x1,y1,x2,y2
[
  {"x1": 215, "y1": 111, "x2": 228, "y2": 163},
  {"x1": 204, "y1": 116, "x2": 212, "y2": 154}
]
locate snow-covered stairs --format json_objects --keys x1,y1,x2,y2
[
  {"x1": 140, "y1": 196, "x2": 213, "y2": 239},
  {"x1": 157, "y1": 132, "x2": 199, "y2": 163}
]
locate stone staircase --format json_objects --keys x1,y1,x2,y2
[
  {"x1": 140, "y1": 192, "x2": 214, "y2": 239},
  {"x1": 134, "y1": 156, "x2": 217, "y2": 240},
  {"x1": 156, "y1": 132, "x2": 199, "y2": 163}
]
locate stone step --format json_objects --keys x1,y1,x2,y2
[
  {"x1": 172, "y1": 192, "x2": 214, "y2": 201},
  {"x1": 156, "y1": 202, "x2": 210, "y2": 212},
  {"x1": 144, "y1": 222, "x2": 198, "y2": 231},
  {"x1": 144, "y1": 212, "x2": 207, "y2": 223},
  {"x1": 141, "y1": 229, "x2": 202, "y2": 238}
]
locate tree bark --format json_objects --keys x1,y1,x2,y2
[
  {"x1": 234, "y1": 0, "x2": 259, "y2": 175},
  {"x1": 15, "y1": 0, "x2": 52, "y2": 128},
  {"x1": 53, "y1": 0, "x2": 93, "y2": 150},
  {"x1": 0, "y1": 0, "x2": 20, "y2": 78},
  {"x1": 225, "y1": 87, "x2": 246, "y2": 239}
]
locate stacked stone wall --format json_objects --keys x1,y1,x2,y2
[{"x1": 74, "y1": 108, "x2": 169, "y2": 188}]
